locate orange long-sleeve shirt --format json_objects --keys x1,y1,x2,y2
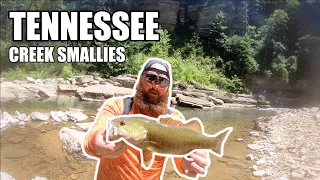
[{"x1": 83, "y1": 97, "x2": 186, "y2": 180}]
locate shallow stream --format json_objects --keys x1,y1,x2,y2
[{"x1": 1, "y1": 96, "x2": 278, "y2": 180}]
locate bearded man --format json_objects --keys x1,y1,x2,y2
[{"x1": 83, "y1": 58, "x2": 210, "y2": 180}]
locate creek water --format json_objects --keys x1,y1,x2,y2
[{"x1": 0, "y1": 96, "x2": 277, "y2": 180}]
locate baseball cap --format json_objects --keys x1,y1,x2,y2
[{"x1": 142, "y1": 58, "x2": 171, "y2": 80}]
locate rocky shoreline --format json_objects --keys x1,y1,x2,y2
[
  {"x1": 247, "y1": 108, "x2": 320, "y2": 180},
  {"x1": 1, "y1": 106, "x2": 320, "y2": 179},
  {"x1": 1, "y1": 74, "x2": 269, "y2": 109}
]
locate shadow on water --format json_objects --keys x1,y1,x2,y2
[{"x1": 1, "y1": 96, "x2": 278, "y2": 180}]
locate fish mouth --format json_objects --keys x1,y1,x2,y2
[
  {"x1": 108, "y1": 126, "x2": 119, "y2": 141},
  {"x1": 109, "y1": 126, "x2": 118, "y2": 136}
]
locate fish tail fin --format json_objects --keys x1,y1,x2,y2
[{"x1": 211, "y1": 127, "x2": 233, "y2": 157}]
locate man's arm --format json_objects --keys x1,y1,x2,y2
[{"x1": 82, "y1": 97, "x2": 127, "y2": 158}]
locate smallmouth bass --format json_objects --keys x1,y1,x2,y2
[{"x1": 106, "y1": 114, "x2": 233, "y2": 171}]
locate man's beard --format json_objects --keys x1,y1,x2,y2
[{"x1": 133, "y1": 83, "x2": 169, "y2": 117}]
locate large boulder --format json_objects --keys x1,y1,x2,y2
[
  {"x1": 176, "y1": 94, "x2": 213, "y2": 108},
  {"x1": 0, "y1": 172, "x2": 16, "y2": 180},
  {"x1": 1, "y1": 111, "x2": 19, "y2": 131},
  {"x1": 76, "y1": 122, "x2": 94, "y2": 131},
  {"x1": 74, "y1": 75, "x2": 94, "y2": 84},
  {"x1": 0, "y1": 82, "x2": 34, "y2": 101},
  {"x1": 57, "y1": 84, "x2": 79, "y2": 93},
  {"x1": 75, "y1": 85, "x2": 133, "y2": 101},
  {"x1": 38, "y1": 89, "x2": 57, "y2": 98},
  {"x1": 66, "y1": 110, "x2": 88, "y2": 122},
  {"x1": 110, "y1": 75, "x2": 137, "y2": 88},
  {"x1": 58, "y1": 127, "x2": 87, "y2": 159},
  {"x1": 30, "y1": 112, "x2": 50, "y2": 121},
  {"x1": 207, "y1": 96, "x2": 224, "y2": 105},
  {"x1": 0, "y1": 90, "x2": 16, "y2": 101}
]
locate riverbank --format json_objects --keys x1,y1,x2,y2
[
  {"x1": 0, "y1": 75, "x2": 269, "y2": 109},
  {"x1": 248, "y1": 107, "x2": 320, "y2": 179}
]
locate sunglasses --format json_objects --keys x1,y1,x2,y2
[{"x1": 143, "y1": 73, "x2": 170, "y2": 87}]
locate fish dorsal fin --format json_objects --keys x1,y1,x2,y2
[
  {"x1": 183, "y1": 119, "x2": 203, "y2": 134},
  {"x1": 159, "y1": 117, "x2": 183, "y2": 126}
]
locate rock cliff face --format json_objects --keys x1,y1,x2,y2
[{"x1": 137, "y1": 0, "x2": 251, "y2": 35}]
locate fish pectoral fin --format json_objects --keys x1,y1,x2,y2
[
  {"x1": 141, "y1": 149, "x2": 155, "y2": 169},
  {"x1": 144, "y1": 141, "x2": 161, "y2": 152},
  {"x1": 183, "y1": 118, "x2": 203, "y2": 134}
]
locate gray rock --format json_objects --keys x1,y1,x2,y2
[
  {"x1": 96, "y1": 77, "x2": 104, "y2": 82},
  {"x1": 1, "y1": 112, "x2": 19, "y2": 130},
  {"x1": 279, "y1": 176, "x2": 288, "y2": 180},
  {"x1": 249, "y1": 131, "x2": 260, "y2": 137},
  {"x1": 58, "y1": 127, "x2": 86, "y2": 159},
  {"x1": 66, "y1": 111, "x2": 88, "y2": 122},
  {"x1": 89, "y1": 80, "x2": 100, "y2": 85},
  {"x1": 235, "y1": 138, "x2": 244, "y2": 142},
  {"x1": 67, "y1": 78, "x2": 77, "y2": 85},
  {"x1": 74, "y1": 75, "x2": 94, "y2": 84},
  {"x1": 246, "y1": 154, "x2": 255, "y2": 161},
  {"x1": 252, "y1": 165, "x2": 258, "y2": 171},
  {"x1": 31, "y1": 176, "x2": 48, "y2": 180},
  {"x1": 314, "y1": 113, "x2": 320, "y2": 121},
  {"x1": 171, "y1": 97, "x2": 177, "y2": 105},
  {"x1": 311, "y1": 107, "x2": 319, "y2": 112},
  {"x1": 207, "y1": 96, "x2": 224, "y2": 105},
  {"x1": 252, "y1": 170, "x2": 268, "y2": 177},
  {"x1": 75, "y1": 85, "x2": 133, "y2": 101},
  {"x1": 18, "y1": 121, "x2": 26, "y2": 127},
  {"x1": 50, "y1": 111, "x2": 68, "y2": 122},
  {"x1": 17, "y1": 92, "x2": 28, "y2": 99},
  {"x1": 0, "y1": 172, "x2": 16, "y2": 180},
  {"x1": 38, "y1": 89, "x2": 57, "y2": 98},
  {"x1": 75, "y1": 122, "x2": 93, "y2": 131},
  {"x1": 0, "y1": 90, "x2": 16, "y2": 101},
  {"x1": 15, "y1": 112, "x2": 27, "y2": 121},
  {"x1": 247, "y1": 144, "x2": 264, "y2": 151},
  {"x1": 110, "y1": 75, "x2": 136, "y2": 88},
  {"x1": 291, "y1": 172, "x2": 305, "y2": 180},
  {"x1": 254, "y1": 121, "x2": 268, "y2": 131},
  {"x1": 27, "y1": 77, "x2": 36, "y2": 83},
  {"x1": 82, "y1": 83, "x2": 89, "y2": 87},
  {"x1": 57, "y1": 84, "x2": 79, "y2": 93},
  {"x1": 176, "y1": 94, "x2": 213, "y2": 108},
  {"x1": 30, "y1": 112, "x2": 49, "y2": 121}
]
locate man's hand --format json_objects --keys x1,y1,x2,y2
[
  {"x1": 182, "y1": 150, "x2": 210, "y2": 177},
  {"x1": 94, "y1": 128, "x2": 128, "y2": 158}
]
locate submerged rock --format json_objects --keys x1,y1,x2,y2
[
  {"x1": 30, "y1": 112, "x2": 50, "y2": 121},
  {"x1": 58, "y1": 127, "x2": 86, "y2": 159},
  {"x1": 75, "y1": 122, "x2": 93, "y2": 131},
  {"x1": 50, "y1": 111, "x2": 68, "y2": 122},
  {"x1": 66, "y1": 111, "x2": 88, "y2": 122},
  {"x1": 31, "y1": 176, "x2": 48, "y2": 180},
  {"x1": 247, "y1": 144, "x2": 264, "y2": 151},
  {"x1": 249, "y1": 131, "x2": 260, "y2": 137},
  {"x1": 0, "y1": 172, "x2": 16, "y2": 180},
  {"x1": 246, "y1": 154, "x2": 255, "y2": 161},
  {"x1": 252, "y1": 170, "x2": 268, "y2": 177}
]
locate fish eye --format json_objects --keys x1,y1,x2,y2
[{"x1": 120, "y1": 121, "x2": 125, "y2": 126}]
